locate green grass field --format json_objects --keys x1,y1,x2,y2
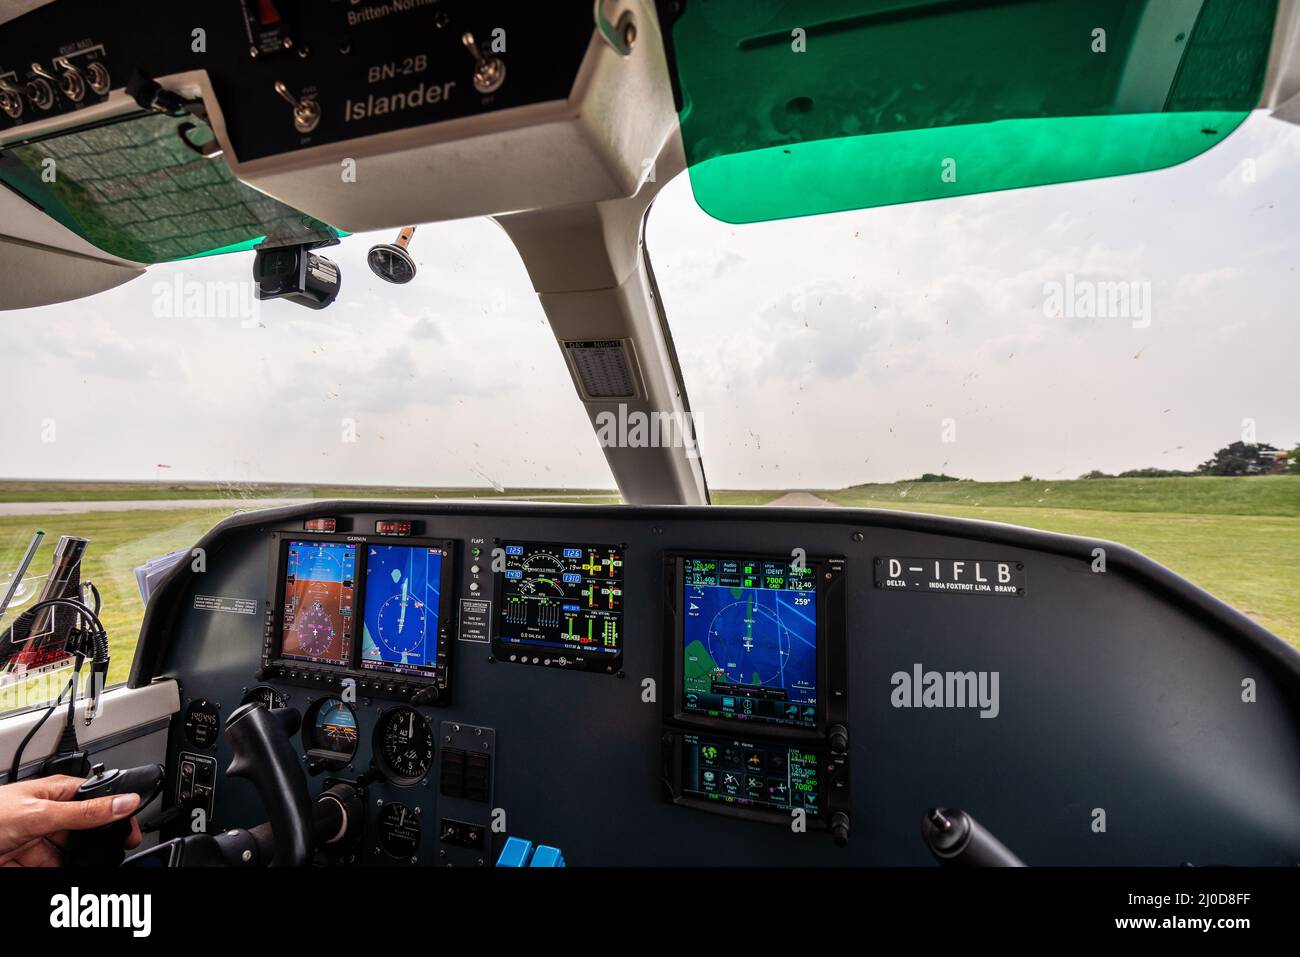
[
  {"x1": 0, "y1": 480, "x2": 620, "y2": 503},
  {"x1": 1, "y1": 476, "x2": 1295, "y2": 712},
  {"x1": 827, "y1": 475, "x2": 1300, "y2": 517},
  {"x1": 0, "y1": 507, "x2": 233, "y2": 712},
  {"x1": 823, "y1": 476, "x2": 1299, "y2": 647}
]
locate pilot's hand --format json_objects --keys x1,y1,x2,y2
[{"x1": 0, "y1": 774, "x2": 142, "y2": 866}]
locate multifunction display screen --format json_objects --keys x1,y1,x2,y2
[
  {"x1": 280, "y1": 541, "x2": 356, "y2": 667},
  {"x1": 681, "y1": 734, "x2": 821, "y2": 817},
  {"x1": 361, "y1": 544, "x2": 447, "y2": 678},
  {"x1": 496, "y1": 542, "x2": 624, "y2": 663},
  {"x1": 681, "y1": 556, "x2": 818, "y2": 728}
]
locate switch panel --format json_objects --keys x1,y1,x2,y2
[
  {"x1": 436, "y1": 721, "x2": 495, "y2": 866},
  {"x1": 175, "y1": 751, "x2": 217, "y2": 833}
]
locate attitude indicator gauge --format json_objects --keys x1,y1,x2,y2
[{"x1": 304, "y1": 696, "x2": 358, "y2": 771}]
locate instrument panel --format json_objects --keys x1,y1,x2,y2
[{"x1": 140, "y1": 501, "x2": 1300, "y2": 867}]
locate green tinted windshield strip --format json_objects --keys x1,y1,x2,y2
[
  {"x1": 688, "y1": 110, "x2": 1251, "y2": 222},
  {"x1": 665, "y1": 0, "x2": 1278, "y2": 223},
  {"x1": 0, "y1": 112, "x2": 338, "y2": 263}
]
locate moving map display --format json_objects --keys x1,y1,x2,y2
[
  {"x1": 280, "y1": 541, "x2": 356, "y2": 667},
  {"x1": 681, "y1": 556, "x2": 818, "y2": 729},
  {"x1": 496, "y1": 542, "x2": 623, "y2": 665},
  {"x1": 361, "y1": 544, "x2": 447, "y2": 677}
]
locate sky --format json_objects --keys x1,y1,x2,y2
[{"x1": 1, "y1": 111, "x2": 1297, "y2": 490}]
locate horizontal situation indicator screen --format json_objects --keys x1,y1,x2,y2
[
  {"x1": 280, "y1": 540, "x2": 356, "y2": 667},
  {"x1": 496, "y1": 543, "x2": 624, "y2": 663},
  {"x1": 682, "y1": 556, "x2": 818, "y2": 729},
  {"x1": 360, "y1": 544, "x2": 445, "y2": 678},
  {"x1": 681, "y1": 734, "x2": 821, "y2": 817}
]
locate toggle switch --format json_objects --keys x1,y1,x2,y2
[
  {"x1": 25, "y1": 65, "x2": 54, "y2": 110},
  {"x1": 51, "y1": 57, "x2": 85, "y2": 102},
  {"x1": 0, "y1": 79, "x2": 22, "y2": 119},
  {"x1": 461, "y1": 32, "x2": 505, "y2": 95},
  {"x1": 274, "y1": 80, "x2": 320, "y2": 133}
]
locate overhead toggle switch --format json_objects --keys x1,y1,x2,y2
[
  {"x1": 461, "y1": 32, "x2": 505, "y2": 95},
  {"x1": 274, "y1": 80, "x2": 320, "y2": 133},
  {"x1": 0, "y1": 78, "x2": 22, "y2": 119},
  {"x1": 51, "y1": 57, "x2": 85, "y2": 102}
]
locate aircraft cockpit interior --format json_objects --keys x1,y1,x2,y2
[{"x1": 0, "y1": 1, "x2": 1297, "y2": 933}]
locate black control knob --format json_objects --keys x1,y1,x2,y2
[
  {"x1": 921, "y1": 807, "x2": 1025, "y2": 867},
  {"x1": 828, "y1": 723, "x2": 849, "y2": 754},
  {"x1": 830, "y1": 811, "x2": 850, "y2": 848},
  {"x1": 314, "y1": 782, "x2": 362, "y2": 846}
]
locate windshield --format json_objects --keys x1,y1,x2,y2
[
  {"x1": 0, "y1": 218, "x2": 614, "y2": 712},
  {"x1": 648, "y1": 109, "x2": 1300, "y2": 648},
  {"x1": 2, "y1": 112, "x2": 1297, "y2": 715}
]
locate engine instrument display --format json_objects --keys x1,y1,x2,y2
[
  {"x1": 680, "y1": 556, "x2": 818, "y2": 729},
  {"x1": 375, "y1": 706, "x2": 435, "y2": 785},
  {"x1": 494, "y1": 542, "x2": 624, "y2": 670},
  {"x1": 360, "y1": 543, "x2": 452, "y2": 679},
  {"x1": 280, "y1": 541, "x2": 356, "y2": 667},
  {"x1": 680, "y1": 733, "x2": 822, "y2": 817}
]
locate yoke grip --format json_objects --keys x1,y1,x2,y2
[{"x1": 224, "y1": 704, "x2": 313, "y2": 867}]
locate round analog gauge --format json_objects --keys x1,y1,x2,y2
[
  {"x1": 375, "y1": 707, "x2": 434, "y2": 785},
  {"x1": 241, "y1": 686, "x2": 287, "y2": 710},
  {"x1": 305, "y1": 697, "x2": 358, "y2": 761},
  {"x1": 366, "y1": 244, "x2": 416, "y2": 284},
  {"x1": 376, "y1": 802, "x2": 421, "y2": 860}
]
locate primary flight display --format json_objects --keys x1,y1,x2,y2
[{"x1": 280, "y1": 540, "x2": 357, "y2": 667}]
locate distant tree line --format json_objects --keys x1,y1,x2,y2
[
  {"x1": 1078, "y1": 441, "x2": 1297, "y2": 479},
  {"x1": 892, "y1": 441, "x2": 1298, "y2": 485}
]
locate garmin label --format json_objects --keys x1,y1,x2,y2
[
  {"x1": 192, "y1": 595, "x2": 258, "y2": 615},
  {"x1": 875, "y1": 558, "x2": 1024, "y2": 596}
]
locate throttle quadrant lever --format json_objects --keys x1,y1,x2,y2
[{"x1": 65, "y1": 763, "x2": 164, "y2": 867}]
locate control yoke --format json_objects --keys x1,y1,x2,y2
[
  {"x1": 86, "y1": 704, "x2": 324, "y2": 867},
  {"x1": 223, "y1": 703, "x2": 314, "y2": 866}
]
